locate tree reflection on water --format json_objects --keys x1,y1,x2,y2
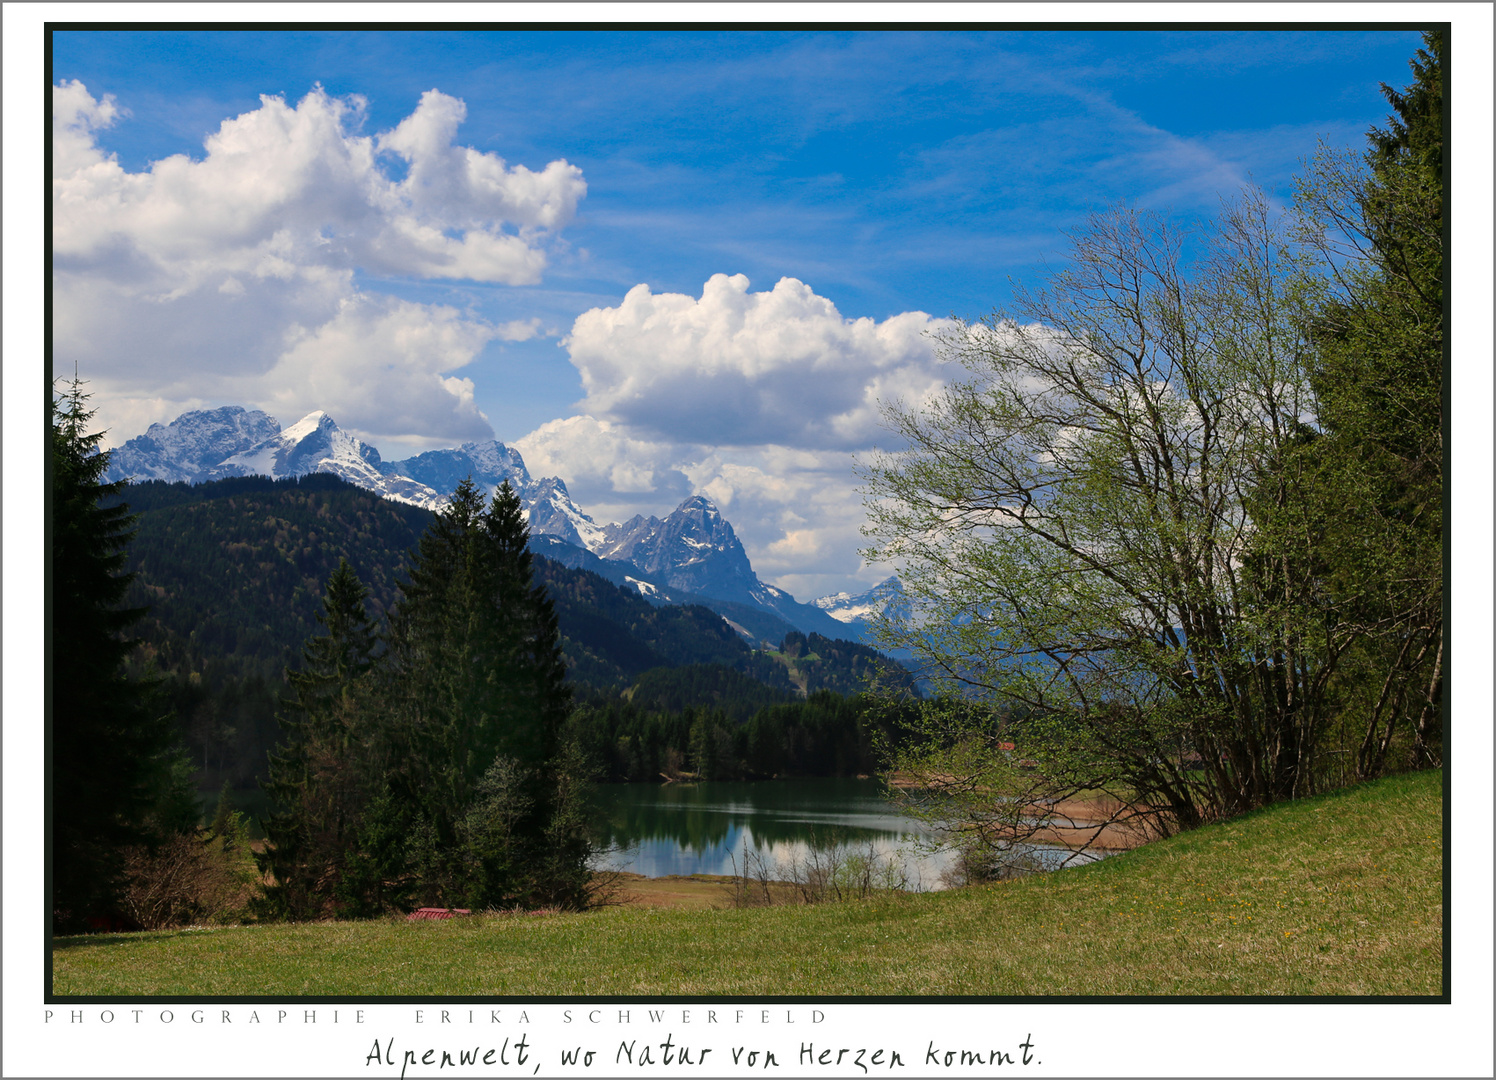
[{"x1": 589, "y1": 778, "x2": 953, "y2": 885}]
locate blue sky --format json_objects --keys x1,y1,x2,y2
[{"x1": 50, "y1": 27, "x2": 1427, "y2": 598}]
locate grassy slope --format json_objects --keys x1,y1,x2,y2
[{"x1": 52, "y1": 770, "x2": 1443, "y2": 997}]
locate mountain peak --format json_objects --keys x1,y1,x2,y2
[
  {"x1": 592, "y1": 493, "x2": 755, "y2": 601},
  {"x1": 103, "y1": 405, "x2": 283, "y2": 484},
  {"x1": 526, "y1": 475, "x2": 606, "y2": 549},
  {"x1": 210, "y1": 411, "x2": 434, "y2": 508},
  {"x1": 811, "y1": 576, "x2": 907, "y2": 626},
  {"x1": 381, "y1": 438, "x2": 530, "y2": 504},
  {"x1": 677, "y1": 494, "x2": 719, "y2": 514},
  {"x1": 274, "y1": 410, "x2": 339, "y2": 447}
]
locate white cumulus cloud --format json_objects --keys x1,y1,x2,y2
[
  {"x1": 511, "y1": 274, "x2": 952, "y2": 595},
  {"x1": 256, "y1": 296, "x2": 499, "y2": 446},
  {"x1": 564, "y1": 273, "x2": 951, "y2": 450},
  {"x1": 51, "y1": 80, "x2": 585, "y2": 449},
  {"x1": 379, "y1": 89, "x2": 585, "y2": 233},
  {"x1": 514, "y1": 416, "x2": 693, "y2": 509},
  {"x1": 53, "y1": 81, "x2": 583, "y2": 283}
]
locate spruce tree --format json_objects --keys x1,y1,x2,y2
[
  {"x1": 381, "y1": 479, "x2": 579, "y2": 909},
  {"x1": 381, "y1": 477, "x2": 494, "y2": 830},
  {"x1": 51, "y1": 377, "x2": 193, "y2": 931},
  {"x1": 259, "y1": 558, "x2": 379, "y2": 918},
  {"x1": 477, "y1": 480, "x2": 571, "y2": 774}
]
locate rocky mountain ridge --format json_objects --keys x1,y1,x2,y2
[
  {"x1": 103, "y1": 405, "x2": 282, "y2": 484},
  {"x1": 207, "y1": 411, "x2": 448, "y2": 509}
]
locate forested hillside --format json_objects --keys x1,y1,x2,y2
[
  {"x1": 567, "y1": 690, "x2": 905, "y2": 782},
  {"x1": 117, "y1": 474, "x2": 432, "y2": 682},
  {"x1": 109, "y1": 474, "x2": 911, "y2": 792},
  {"x1": 774, "y1": 631, "x2": 909, "y2": 697},
  {"x1": 531, "y1": 559, "x2": 796, "y2": 691}
]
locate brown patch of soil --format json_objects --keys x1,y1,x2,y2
[{"x1": 601, "y1": 873, "x2": 735, "y2": 910}]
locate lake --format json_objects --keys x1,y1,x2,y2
[
  {"x1": 589, "y1": 778, "x2": 1107, "y2": 889},
  {"x1": 592, "y1": 778, "x2": 956, "y2": 889},
  {"x1": 216, "y1": 777, "x2": 1098, "y2": 890}
]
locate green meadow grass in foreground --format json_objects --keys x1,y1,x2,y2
[{"x1": 52, "y1": 769, "x2": 1443, "y2": 997}]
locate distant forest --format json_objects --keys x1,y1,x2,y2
[{"x1": 110, "y1": 474, "x2": 916, "y2": 798}]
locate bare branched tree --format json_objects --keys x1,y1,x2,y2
[{"x1": 861, "y1": 194, "x2": 1361, "y2": 840}]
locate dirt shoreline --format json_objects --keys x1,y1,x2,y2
[
  {"x1": 886, "y1": 773, "x2": 1168, "y2": 853},
  {"x1": 1026, "y1": 795, "x2": 1168, "y2": 851},
  {"x1": 604, "y1": 872, "x2": 736, "y2": 909}
]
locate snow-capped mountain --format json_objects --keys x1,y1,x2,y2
[
  {"x1": 811, "y1": 576, "x2": 907, "y2": 626},
  {"x1": 586, "y1": 495, "x2": 855, "y2": 640},
  {"x1": 208, "y1": 411, "x2": 446, "y2": 509},
  {"x1": 104, "y1": 406, "x2": 282, "y2": 484},
  {"x1": 379, "y1": 440, "x2": 605, "y2": 548},
  {"x1": 106, "y1": 406, "x2": 601, "y2": 538},
  {"x1": 102, "y1": 404, "x2": 871, "y2": 643},
  {"x1": 378, "y1": 440, "x2": 532, "y2": 502}
]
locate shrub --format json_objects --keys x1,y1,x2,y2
[{"x1": 120, "y1": 810, "x2": 260, "y2": 930}]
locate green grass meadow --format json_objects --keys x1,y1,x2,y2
[{"x1": 52, "y1": 769, "x2": 1443, "y2": 998}]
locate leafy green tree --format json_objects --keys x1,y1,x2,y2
[
  {"x1": 860, "y1": 195, "x2": 1341, "y2": 843},
  {"x1": 51, "y1": 377, "x2": 195, "y2": 931},
  {"x1": 860, "y1": 39, "x2": 1445, "y2": 867},
  {"x1": 258, "y1": 558, "x2": 379, "y2": 919}
]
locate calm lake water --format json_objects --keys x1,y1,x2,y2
[
  {"x1": 218, "y1": 777, "x2": 1098, "y2": 890},
  {"x1": 589, "y1": 778, "x2": 959, "y2": 888}
]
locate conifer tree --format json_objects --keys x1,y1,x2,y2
[
  {"x1": 1289, "y1": 30, "x2": 1444, "y2": 774},
  {"x1": 51, "y1": 377, "x2": 194, "y2": 931},
  {"x1": 258, "y1": 558, "x2": 378, "y2": 918},
  {"x1": 380, "y1": 479, "x2": 578, "y2": 909},
  {"x1": 477, "y1": 480, "x2": 571, "y2": 774}
]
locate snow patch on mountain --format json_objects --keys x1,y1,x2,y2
[
  {"x1": 802, "y1": 577, "x2": 917, "y2": 655},
  {"x1": 380, "y1": 439, "x2": 605, "y2": 550},
  {"x1": 526, "y1": 476, "x2": 608, "y2": 550},
  {"x1": 810, "y1": 576, "x2": 907, "y2": 625},
  {"x1": 624, "y1": 576, "x2": 660, "y2": 598},
  {"x1": 379, "y1": 440, "x2": 532, "y2": 502}
]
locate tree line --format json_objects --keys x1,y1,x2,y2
[
  {"x1": 566, "y1": 689, "x2": 911, "y2": 783},
  {"x1": 52, "y1": 443, "x2": 595, "y2": 925},
  {"x1": 256, "y1": 479, "x2": 590, "y2": 920}
]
